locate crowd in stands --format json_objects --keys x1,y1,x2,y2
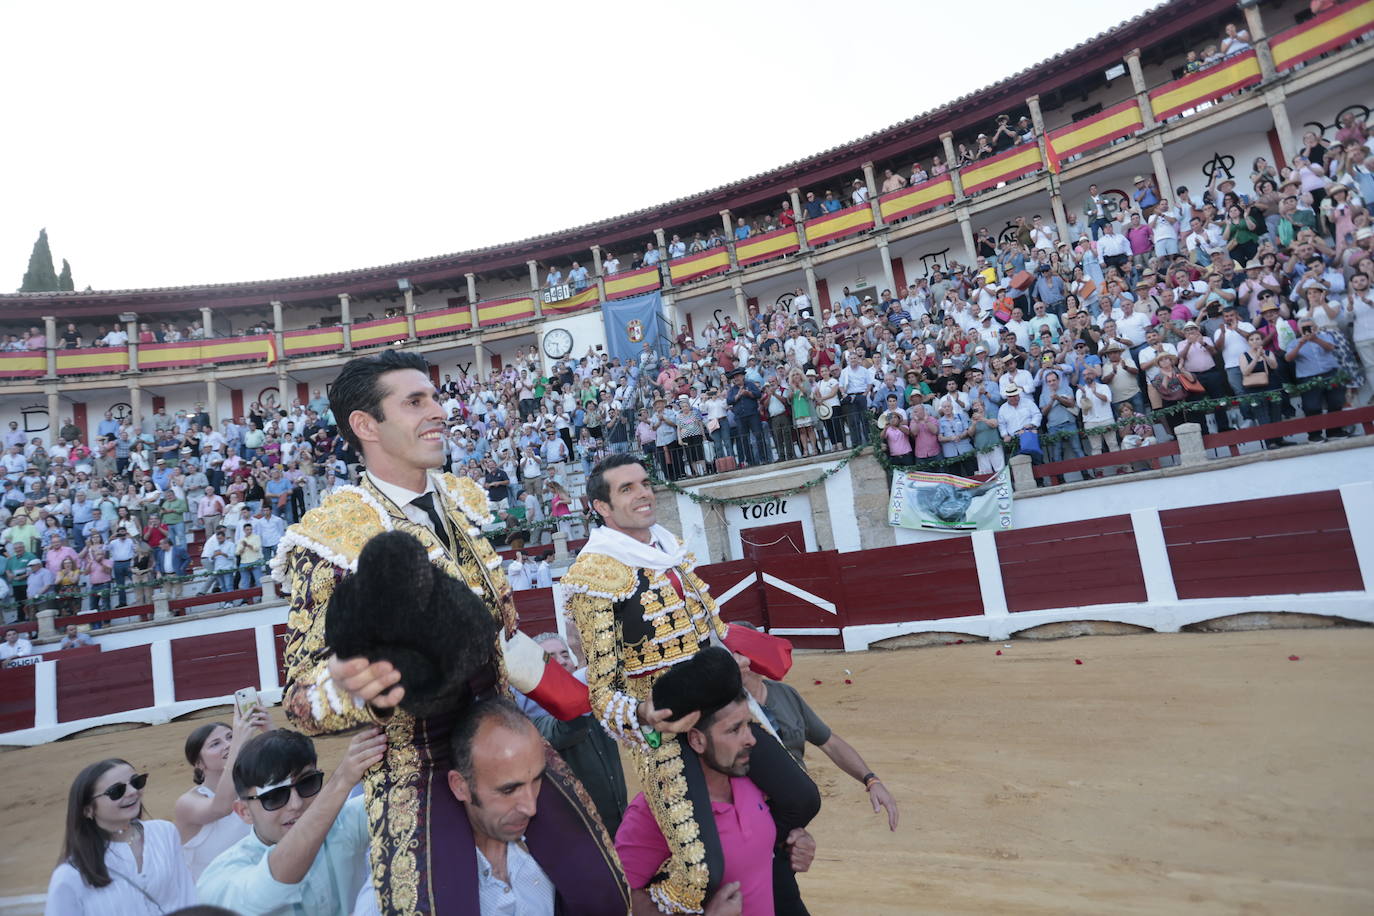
[{"x1": 5, "y1": 108, "x2": 1372, "y2": 632}]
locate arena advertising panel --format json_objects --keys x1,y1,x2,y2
[{"x1": 888, "y1": 466, "x2": 1012, "y2": 532}]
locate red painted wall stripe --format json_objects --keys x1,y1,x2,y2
[
  {"x1": 171, "y1": 630, "x2": 260, "y2": 702},
  {"x1": 840, "y1": 539, "x2": 983, "y2": 624},
  {"x1": 57, "y1": 644, "x2": 153, "y2": 723},
  {"x1": 0, "y1": 665, "x2": 36, "y2": 732}
]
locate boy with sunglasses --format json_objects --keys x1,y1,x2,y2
[{"x1": 197, "y1": 727, "x2": 387, "y2": 915}]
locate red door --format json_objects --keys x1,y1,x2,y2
[
  {"x1": 740, "y1": 522, "x2": 804, "y2": 561},
  {"x1": 71, "y1": 402, "x2": 88, "y2": 443}
]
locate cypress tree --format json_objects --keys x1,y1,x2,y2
[
  {"x1": 19, "y1": 228, "x2": 59, "y2": 292},
  {"x1": 58, "y1": 259, "x2": 74, "y2": 291}
]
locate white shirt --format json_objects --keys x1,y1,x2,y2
[
  {"x1": 475, "y1": 841, "x2": 555, "y2": 916},
  {"x1": 997, "y1": 397, "x2": 1043, "y2": 437},
  {"x1": 1077, "y1": 381, "x2": 1115, "y2": 426},
  {"x1": 0, "y1": 637, "x2": 33, "y2": 660},
  {"x1": 365, "y1": 471, "x2": 439, "y2": 535},
  {"x1": 507, "y1": 559, "x2": 532, "y2": 591},
  {"x1": 1349, "y1": 291, "x2": 1374, "y2": 343},
  {"x1": 1096, "y1": 232, "x2": 1131, "y2": 258},
  {"x1": 46, "y1": 820, "x2": 196, "y2": 916},
  {"x1": 181, "y1": 785, "x2": 251, "y2": 880},
  {"x1": 1138, "y1": 342, "x2": 1179, "y2": 381},
  {"x1": 1213, "y1": 321, "x2": 1257, "y2": 368}
]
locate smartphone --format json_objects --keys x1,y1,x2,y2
[{"x1": 234, "y1": 686, "x2": 260, "y2": 719}]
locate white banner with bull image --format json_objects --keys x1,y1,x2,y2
[{"x1": 888, "y1": 466, "x2": 1013, "y2": 532}]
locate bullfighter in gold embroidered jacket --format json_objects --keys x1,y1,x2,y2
[
  {"x1": 274, "y1": 351, "x2": 626, "y2": 915},
  {"x1": 562, "y1": 454, "x2": 819, "y2": 915}
]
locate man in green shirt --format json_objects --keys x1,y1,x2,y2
[{"x1": 161, "y1": 493, "x2": 189, "y2": 546}]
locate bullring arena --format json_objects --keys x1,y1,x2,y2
[{"x1": 4, "y1": 0, "x2": 1374, "y2": 912}]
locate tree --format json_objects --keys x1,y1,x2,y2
[
  {"x1": 58, "y1": 259, "x2": 73, "y2": 291},
  {"x1": 19, "y1": 228, "x2": 59, "y2": 292}
]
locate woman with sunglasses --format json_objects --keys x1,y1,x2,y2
[
  {"x1": 46, "y1": 758, "x2": 195, "y2": 914},
  {"x1": 175, "y1": 703, "x2": 271, "y2": 880}
]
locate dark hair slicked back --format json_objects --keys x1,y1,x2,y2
[
  {"x1": 448, "y1": 697, "x2": 534, "y2": 785},
  {"x1": 585, "y1": 453, "x2": 644, "y2": 515},
  {"x1": 329, "y1": 351, "x2": 432, "y2": 453}
]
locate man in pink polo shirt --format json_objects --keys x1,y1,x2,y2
[{"x1": 615, "y1": 686, "x2": 817, "y2": 915}]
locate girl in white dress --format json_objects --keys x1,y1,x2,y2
[
  {"x1": 174, "y1": 703, "x2": 271, "y2": 879},
  {"x1": 46, "y1": 759, "x2": 196, "y2": 915}
]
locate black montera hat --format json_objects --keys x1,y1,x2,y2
[{"x1": 651, "y1": 646, "x2": 742, "y2": 723}]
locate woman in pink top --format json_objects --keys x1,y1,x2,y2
[
  {"x1": 880, "y1": 412, "x2": 914, "y2": 466},
  {"x1": 909, "y1": 404, "x2": 941, "y2": 459}
]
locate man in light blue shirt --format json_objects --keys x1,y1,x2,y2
[
  {"x1": 1284, "y1": 318, "x2": 1348, "y2": 438},
  {"x1": 198, "y1": 728, "x2": 385, "y2": 916}
]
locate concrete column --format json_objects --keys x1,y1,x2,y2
[
  {"x1": 1242, "y1": 3, "x2": 1277, "y2": 82},
  {"x1": 36, "y1": 608, "x2": 57, "y2": 639},
  {"x1": 465, "y1": 273, "x2": 480, "y2": 330},
  {"x1": 653, "y1": 227, "x2": 667, "y2": 255},
  {"x1": 802, "y1": 257, "x2": 821, "y2": 313},
  {"x1": 472, "y1": 341, "x2": 487, "y2": 382},
  {"x1": 1025, "y1": 94, "x2": 1073, "y2": 246},
  {"x1": 1146, "y1": 137, "x2": 1176, "y2": 209},
  {"x1": 552, "y1": 530, "x2": 569, "y2": 564},
  {"x1": 956, "y1": 207, "x2": 978, "y2": 266},
  {"x1": 403, "y1": 288, "x2": 418, "y2": 339},
  {"x1": 338, "y1": 293, "x2": 353, "y2": 352},
  {"x1": 662, "y1": 289, "x2": 680, "y2": 335},
  {"x1": 862, "y1": 161, "x2": 884, "y2": 227},
  {"x1": 1049, "y1": 193, "x2": 1072, "y2": 248},
  {"x1": 205, "y1": 376, "x2": 220, "y2": 427},
  {"x1": 1264, "y1": 85, "x2": 1296, "y2": 163},
  {"x1": 1175, "y1": 423, "x2": 1207, "y2": 467},
  {"x1": 1124, "y1": 49, "x2": 1157, "y2": 130},
  {"x1": 527, "y1": 259, "x2": 543, "y2": 319},
  {"x1": 719, "y1": 210, "x2": 739, "y2": 270},
  {"x1": 874, "y1": 236, "x2": 897, "y2": 297},
  {"x1": 125, "y1": 319, "x2": 139, "y2": 372},
  {"x1": 129, "y1": 383, "x2": 143, "y2": 429},
  {"x1": 730, "y1": 276, "x2": 749, "y2": 324},
  {"x1": 789, "y1": 187, "x2": 809, "y2": 251},
  {"x1": 270, "y1": 300, "x2": 285, "y2": 361},
  {"x1": 940, "y1": 131, "x2": 965, "y2": 200},
  {"x1": 590, "y1": 246, "x2": 608, "y2": 302},
  {"x1": 42, "y1": 315, "x2": 57, "y2": 379},
  {"x1": 200, "y1": 307, "x2": 213, "y2": 339},
  {"x1": 45, "y1": 385, "x2": 59, "y2": 444},
  {"x1": 1009, "y1": 454, "x2": 1037, "y2": 492}
]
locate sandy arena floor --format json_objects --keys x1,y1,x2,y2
[{"x1": 1, "y1": 628, "x2": 1371, "y2": 914}]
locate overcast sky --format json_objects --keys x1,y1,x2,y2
[{"x1": 3, "y1": 0, "x2": 1157, "y2": 293}]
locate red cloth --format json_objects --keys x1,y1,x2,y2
[
  {"x1": 722, "y1": 624, "x2": 793, "y2": 681},
  {"x1": 525, "y1": 658, "x2": 592, "y2": 720}
]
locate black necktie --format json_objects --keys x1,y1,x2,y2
[{"x1": 409, "y1": 492, "x2": 451, "y2": 551}]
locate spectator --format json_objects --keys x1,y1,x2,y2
[
  {"x1": 1, "y1": 626, "x2": 33, "y2": 661},
  {"x1": 1285, "y1": 317, "x2": 1349, "y2": 439},
  {"x1": 236, "y1": 523, "x2": 263, "y2": 591},
  {"x1": 196, "y1": 728, "x2": 385, "y2": 914},
  {"x1": 56, "y1": 623, "x2": 93, "y2": 650},
  {"x1": 175, "y1": 704, "x2": 271, "y2": 880},
  {"x1": 154, "y1": 536, "x2": 192, "y2": 600},
  {"x1": 46, "y1": 758, "x2": 196, "y2": 912}
]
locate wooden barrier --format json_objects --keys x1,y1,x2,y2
[
  {"x1": 513, "y1": 587, "x2": 558, "y2": 638},
  {"x1": 997, "y1": 516, "x2": 1147, "y2": 612},
  {"x1": 171, "y1": 630, "x2": 260, "y2": 701},
  {"x1": 835, "y1": 539, "x2": 983, "y2": 625},
  {"x1": 1160, "y1": 491, "x2": 1364, "y2": 599},
  {"x1": 56, "y1": 644, "x2": 154, "y2": 723},
  {"x1": 0, "y1": 664, "x2": 36, "y2": 732}
]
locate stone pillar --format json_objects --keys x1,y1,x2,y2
[
  {"x1": 45, "y1": 384, "x2": 59, "y2": 443},
  {"x1": 125, "y1": 319, "x2": 139, "y2": 372},
  {"x1": 590, "y1": 245, "x2": 607, "y2": 302},
  {"x1": 875, "y1": 236, "x2": 897, "y2": 297},
  {"x1": 270, "y1": 300, "x2": 285, "y2": 361},
  {"x1": 940, "y1": 132, "x2": 965, "y2": 200},
  {"x1": 956, "y1": 207, "x2": 978, "y2": 266},
  {"x1": 862, "y1": 161, "x2": 884, "y2": 227},
  {"x1": 403, "y1": 287, "x2": 418, "y2": 339},
  {"x1": 789, "y1": 186, "x2": 810, "y2": 251},
  {"x1": 720, "y1": 210, "x2": 739, "y2": 269},
  {"x1": 42, "y1": 315, "x2": 57, "y2": 379},
  {"x1": 466, "y1": 273, "x2": 481, "y2": 330},
  {"x1": 527, "y1": 259, "x2": 543, "y2": 319},
  {"x1": 205, "y1": 376, "x2": 220, "y2": 427},
  {"x1": 473, "y1": 341, "x2": 487, "y2": 382},
  {"x1": 1027, "y1": 94, "x2": 1073, "y2": 247},
  {"x1": 1242, "y1": 3, "x2": 1277, "y2": 82},
  {"x1": 338, "y1": 293, "x2": 353, "y2": 352},
  {"x1": 1264, "y1": 85, "x2": 1296, "y2": 163},
  {"x1": 1009, "y1": 454, "x2": 1037, "y2": 492},
  {"x1": 802, "y1": 257, "x2": 821, "y2": 313},
  {"x1": 129, "y1": 382, "x2": 143, "y2": 429},
  {"x1": 1146, "y1": 137, "x2": 1176, "y2": 208},
  {"x1": 1175, "y1": 422, "x2": 1207, "y2": 467},
  {"x1": 552, "y1": 530, "x2": 569, "y2": 564},
  {"x1": 153, "y1": 592, "x2": 172, "y2": 621},
  {"x1": 37, "y1": 607, "x2": 57, "y2": 639},
  {"x1": 730, "y1": 276, "x2": 749, "y2": 324},
  {"x1": 662, "y1": 290, "x2": 680, "y2": 336},
  {"x1": 1124, "y1": 49, "x2": 1157, "y2": 131}
]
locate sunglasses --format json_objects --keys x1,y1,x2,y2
[
  {"x1": 242, "y1": 771, "x2": 324, "y2": 811},
  {"x1": 97, "y1": 773, "x2": 148, "y2": 802}
]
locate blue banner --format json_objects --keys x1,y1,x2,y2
[{"x1": 601, "y1": 291, "x2": 669, "y2": 366}]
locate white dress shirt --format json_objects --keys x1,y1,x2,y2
[{"x1": 365, "y1": 471, "x2": 437, "y2": 535}]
